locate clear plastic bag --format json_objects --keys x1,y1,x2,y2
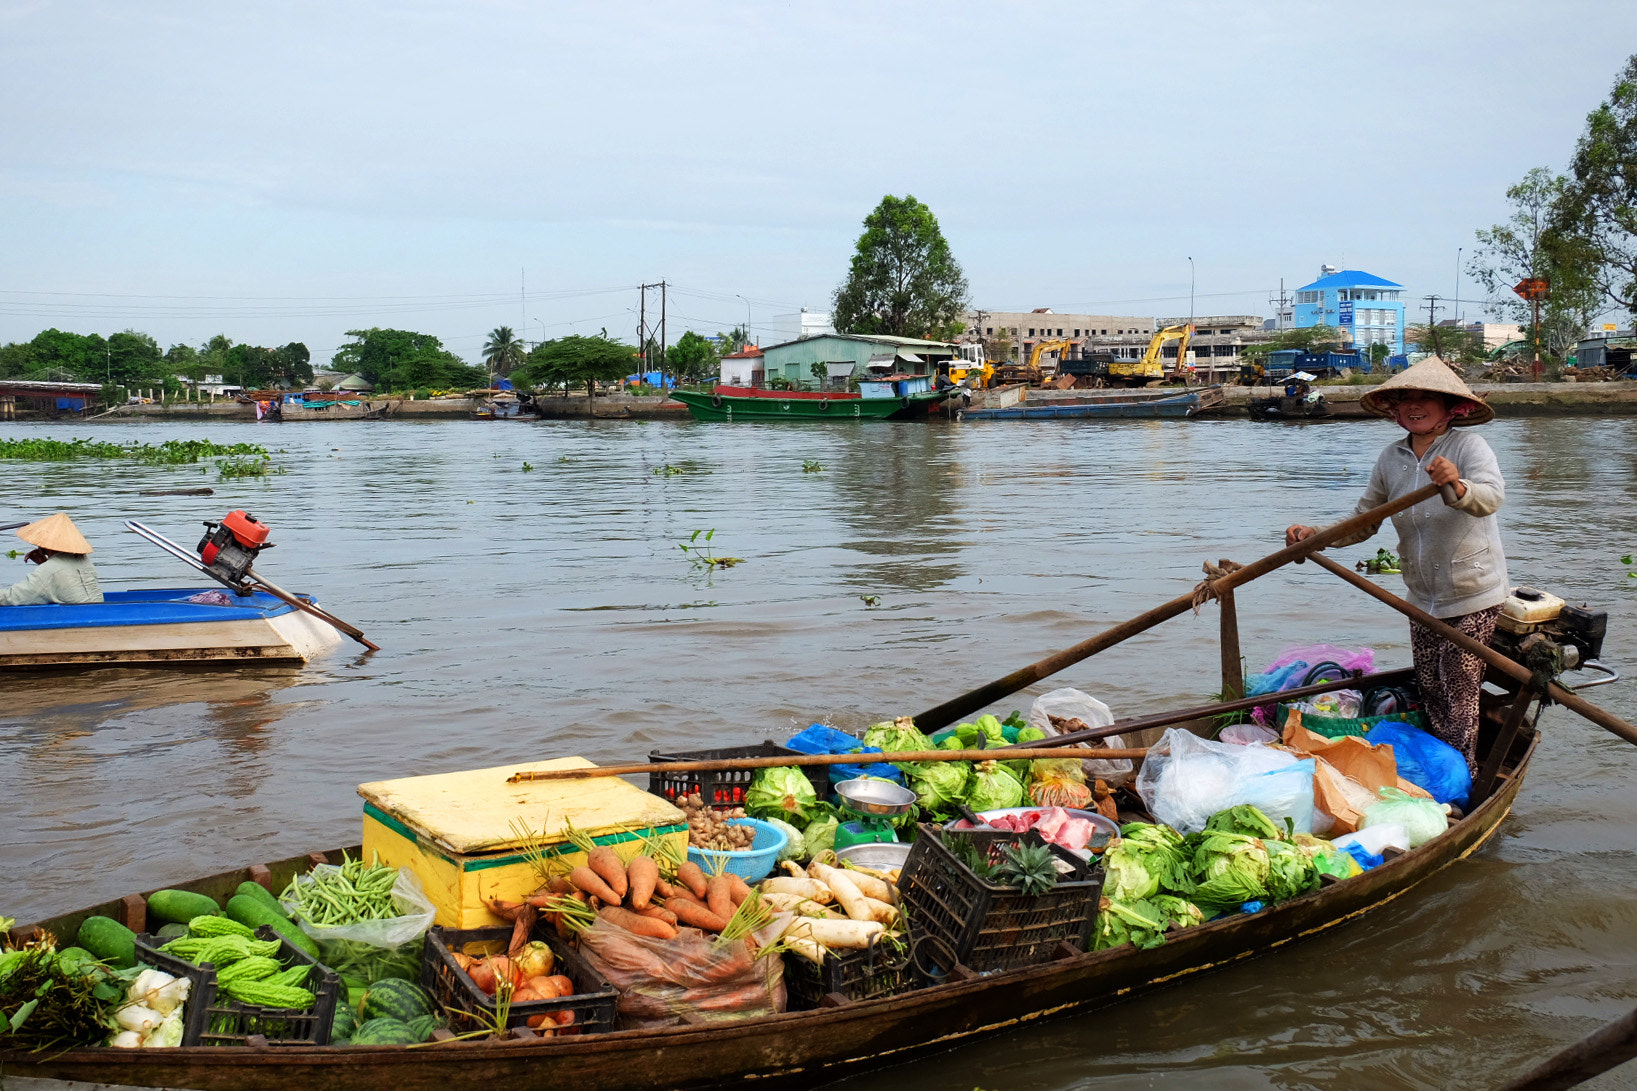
[
  {"x1": 578, "y1": 918, "x2": 786, "y2": 1030},
  {"x1": 1135, "y1": 728, "x2": 1315, "y2": 834},
  {"x1": 1026, "y1": 688, "x2": 1134, "y2": 785},
  {"x1": 1361, "y1": 787, "x2": 1450, "y2": 847},
  {"x1": 282, "y1": 866, "x2": 435, "y2": 986}
]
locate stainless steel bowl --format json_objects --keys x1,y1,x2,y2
[
  {"x1": 836, "y1": 841, "x2": 912, "y2": 870},
  {"x1": 833, "y1": 777, "x2": 916, "y2": 817}
]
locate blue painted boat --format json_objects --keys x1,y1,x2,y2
[
  {"x1": 958, "y1": 386, "x2": 1216, "y2": 421},
  {"x1": 0, "y1": 587, "x2": 345, "y2": 670}
]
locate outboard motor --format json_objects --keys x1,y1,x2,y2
[
  {"x1": 1491, "y1": 586, "x2": 1609, "y2": 677},
  {"x1": 197, "y1": 511, "x2": 273, "y2": 586}
]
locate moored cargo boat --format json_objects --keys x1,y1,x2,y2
[{"x1": 669, "y1": 382, "x2": 951, "y2": 422}]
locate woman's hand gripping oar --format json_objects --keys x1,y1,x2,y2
[{"x1": 910, "y1": 482, "x2": 1443, "y2": 733}]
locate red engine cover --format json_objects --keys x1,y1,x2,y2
[{"x1": 221, "y1": 510, "x2": 271, "y2": 548}]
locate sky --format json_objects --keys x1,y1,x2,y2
[{"x1": 2, "y1": 0, "x2": 1635, "y2": 367}]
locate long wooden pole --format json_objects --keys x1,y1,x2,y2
[
  {"x1": 1306, "y1": 552, "x2": 1637, "y2": 746},
  {"x1": 912, "y1": 483, "x2": 1443, "y2": 732},
  {"x1": 504, "y1": 747, "x2": 1148, "y2": 784}
]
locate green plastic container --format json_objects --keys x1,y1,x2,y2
[{"x1": 1279, "y1": 706, "x2": 1430, "y2": 739}]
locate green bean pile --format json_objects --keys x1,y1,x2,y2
[{"x1": 281, "y1": 855, "x2": 400, "y2": 925}]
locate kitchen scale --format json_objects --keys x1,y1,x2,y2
[{"x1": 832, "y1": 778, "x2": 916, "y2": 850}]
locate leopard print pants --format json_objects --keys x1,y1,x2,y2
[{"x1": 1409, "y1": 605, "x2": 1502, "y2": 775}]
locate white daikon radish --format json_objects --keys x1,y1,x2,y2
[
  {"x1": 812, "y1": 862, "x2": 895, "y2": 904},
  {"x1": 857, "y1": 896, "x2": 899, "y2": 926},
  {"x1": 816, "y1": 867, "x2": 874, "y2": 923},
  {"x1": 783, "y1": 934, "x2": 828, "y2": 964},
  {"x1": 789, "y1": 916, "x2": 884, "y2": 950},
  {"x1": 760, "y1": 891, "x2": 842, "y2": 919},
  {"x1": 760, "y1": 876, "x2": 833, "y2": 903}
]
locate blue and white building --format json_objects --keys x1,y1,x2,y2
[{"x1": 1292, "y1": 266, "x2": 1406, "y2": 355}]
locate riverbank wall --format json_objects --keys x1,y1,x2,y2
[{"x1": 85, "y1": 394, "x2": 693, "y2": 422}]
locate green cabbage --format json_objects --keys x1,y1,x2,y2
[
  {"x1": 801, "y1": 814, "x2": 839, "y2": 859},
  {"x1": 1102, "y1": 839, "x2": 1161, "y2": 902},
  {"x1": 863, "y1": 717, "x2": 934, "y2": 755},
  {"x1": 1148, "y1": 894, "x2": 1206, "y2": 930},
  {"x1": 1264, "y1": 839, "x2": 1321, "y2": 902},
  {"x1": 762, "y1": 817, "x2": 806, "y2": 863},
  {"x1": 1110, "y1": 823, "x2": 1194, "y2": 896},
  {"x1": 1204, "y1": 804, "x2": 1284, "y2": 841},
  {"x1": 972, "y1": 715, "x2": 1008, "y2": 747},
  {"x1": 1188, "y1": 830, "x2": 1271, "y2": 915},
  {"x1": 966, "y1": 761, "x2": 1024, "y2": 811},
  {"x1": 744, "y1": 766, "x2": 819, "y2": 827},
  {"x1": 1090, "y1": 897, "x2": 1168, "y2": 951},
  {"x1": 1003, "y1": 726, "x2": 1047, "y2": 779},
  {"x1": 907, "y1": 761, "x2": 970, "y2": 816}
]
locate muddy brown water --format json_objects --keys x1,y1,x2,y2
[{"x1": 2, "y1": 415, "x2": 1635, "y2": 1090}]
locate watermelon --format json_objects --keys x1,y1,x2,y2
[
  {"x1": 361, "y1": 978, "x2": 434, "y2": 1023},
  {"x1": 406, "y1": 1013, "x2": 441, "y2": 1041},
  {"x1": 331, "y1": 1002, "x2": 358, "y2": 1043},
  {"x1": 350, "y1": 1016, "x2": 421, "y2": 1046}
]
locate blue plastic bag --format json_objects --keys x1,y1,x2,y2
[
  {"x1": 1339, "y1": 841, "x2": 1384, "y2": 871},
  {"x1": 784, "y1": 723, "x2": 903, "y2": 786},
  {"x1": 1363, "y1": 721, "x2": 1471, "y2": 810}
]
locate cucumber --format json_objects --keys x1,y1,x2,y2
[
  {"x1": 225, "y1": 894, "x2": 322, "y2": 961},
  {"x1": 76, "y1": 915, "x2": 137, "y2": 968},
  {"x1": 147, "y1": 889, "x2": 220, "y2": 925},
  {"x1": 235, "y1": 880, "x2": 284, "y2": 916}
]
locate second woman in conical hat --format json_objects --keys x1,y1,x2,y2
[
  {"x1": 0, "y1": 512, "x2": 103, "y2": 606},
  {"x1": 1283, "y1": 358, "x2": 1508, "y2": 776}
]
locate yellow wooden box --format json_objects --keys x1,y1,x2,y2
[{"x1": 358, "y1": 756, "x2": 687, "y2": 929}]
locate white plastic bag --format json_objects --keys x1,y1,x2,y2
[
  {"x1": 1026, "y1": 688, "x2": 1135, "y2": 785},
  {"x1": 1134, "y1": 728, "x2": 1316, "y2": 834}
]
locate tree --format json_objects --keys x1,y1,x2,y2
[
  {"x1": 831, "y1": 194, "x2": 969, "y2": 339},
  {"x1": 482, "y1": 326, "x2": 526, "y2": 381},
  {"x1": 106, "y1": 330, "x2": 166, "y2": 388},
  {"x1": 1240, "y1": 324, "x2": 1350, "y2": 363},
  {"x1": 1470, "y1": 167, "x2": 1600, "y2": 349},
  {"x1": 1406, "y1": 324, "x2": 1489, "y2": 366},
  {"x1": 516, "y1": 334, "x2": 639, "y2": 399},
  {"x1": 332, "y1": 328, "x2": 484, "y2": 391},
  {"x1": 29, "y1": 328, "x2": 106, "y2": 381},
  {"x1": 667, "y1": 330, "x2": 719, "y2": 381},
  {"x1": 720, "y1": 324, "x2": 751, "y2": 353},
  {"x1": 1552, "y1": 54, "x2": 1637, "y2": 319},
  {"x1": 0, "y1": 340, "x2": 36, "y2": 379}
]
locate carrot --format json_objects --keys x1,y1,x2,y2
[
  {"x1": 485, "y1": 897, "x2": 526, "y2": 921},
  {"x1": 706, "y1": 874, "x2": 735, "y2": 922},
  {"x1": 676, "y1": 860, "x2": 710, "y2": 899},
  {"x1": 626, "y1": 854, "x2": 659, "y2": 911},
  {"x1": 724, "y1": 873, "x2": 753, "y2": 906},
  {"x1": 665, "y1": 888, "x2": 704, "y2": 906},
  {"x1": 635, "y1": 904, "x2": 678, "y2": 926},
  {"x1": 653, "y1": 876, "x2": 676, "y2": 900},
  {"x1": 598, "y1": 905, "x2": 677, "y2": 939},
  {"x1": 586, "y1": 847, "x2": 629, "y2": 901},
  {"x1": 665, "y1": 898, "x2": 728, "y2": 932},
  {"x1": 570, "y1": 865, "x2": 620, "y2": 905}
]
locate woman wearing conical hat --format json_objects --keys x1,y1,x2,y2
[
  {"x1": 0, "y1": 512, "x2": 104, "y2": 606},
  {"x1": 1284, "y1": 358, "x2": 1507, "y2": 775}
]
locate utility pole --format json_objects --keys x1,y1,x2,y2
[
  {"x1": 638, "y1": 282, "x2": 668, "y2": 391},
  {"x1": 1422, "y1": 295, "x2": 1444, "y2": 358},
  {"x1": 1454, "y1": 249, "x2": 1461, "y2": 325},
  {"x1": 1269, "y1": 280, "x2": 1291, "y2": 330}
]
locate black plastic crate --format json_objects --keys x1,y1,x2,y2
[
  {"x1": 783, "y1": 933, "x2": 915, "y2": 1010},
  {"x1": 133, "y1": 926, "x2": 340, "y2": 1046},
  {"x1": 647, "y1": 741, "x2": 827, "y2": 809},
  {"x1": 897, "y1": 824, "x2": 1102, "y2": 973},
  {"x1": 421, "y1": 925, "x2": 618, "y2": 1036}
]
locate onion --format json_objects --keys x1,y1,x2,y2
[{"x1": 515, "y1": 941, "x2": 555, "y2": 980}]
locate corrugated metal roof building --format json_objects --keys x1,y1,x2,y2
[{"x1": 757, "y1": 333, "x2": 958, "y2": 388}]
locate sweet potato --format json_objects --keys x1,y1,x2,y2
[
  {"x1": 570, "y1": 865, "x2": 621, "y2": 905},
  {"x1": 598, "y1": 905, "x2": 677, "y2": 939},
  {"x1": 586, "y1": 847, "x2": 629, "y2": 901},
  {"x1": 626, "y1": 854, "x2": 659, "y2": 911},
  {"x1": 676, "y1": 860, "x2": 710, "y2": 899}
]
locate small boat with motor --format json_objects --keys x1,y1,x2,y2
[
  {"x1": 958, "y1": 385, "x2": 1222, "y2": 421},
  {"x1": 670, "y1": 377, "x2": 952, "y2": 422},
  {"x1": 0, "y1": 510, "x2": 373, "y2": 670}
]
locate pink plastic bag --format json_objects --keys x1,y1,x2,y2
[{"x1": 578, "y1": 919, "x2": 786, "y2": 1030}]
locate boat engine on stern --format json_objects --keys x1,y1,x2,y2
[
  {"x1": 197, "y1": 510, "x2": 273, "y2": 587},
  {"x1": 1491, "y1": 585, "x2": 1612, "y2": 685}
]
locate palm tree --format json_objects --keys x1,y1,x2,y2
[{"x1": 482, "y1": 326, "x2": 526, "y2": 383}]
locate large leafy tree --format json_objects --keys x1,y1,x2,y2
[
  {"x1": 28, "y1": 328, "x2": 107, "y2": 381},
  {"x1": 668, "y1": 330, "x2": 720, "y2": 381},
  {"x1": 1470, "y1": 167, "x2": 1600, "y2": 350},
  {"x1": 831, "y1": 195, "x2": 969, "y2": 339},
  {"x1": 106, "y1": 330, "x2": 166, "y2": 387},
  {"x1": 332, "y1": 328, "x2": 484, "y2": 391},
  {"x1": 516, "y1": 333, "x2": 639, "y2": 398},
  {"x1": 1240, "y1": 324, "x2": 1350, "y2": 363},
  {"x1": 482, "y1": 326, "x2": 526, "y2": 380},
  {"x1": 1552, "y1": 53, "x2": 1637, "y2": 319},
  {"x1": 1405, "y1": 324, "x2": 1490, "y2": 366}
]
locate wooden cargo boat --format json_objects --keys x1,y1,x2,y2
[
  {"x1": 670, "y1": 383, "x2": 951, "y2": 422},
  {"x1": 0, "y1": 670, "x2": 1548, "y2": 1090},
  {"x1": 958, "y1": 385, "x2": 1219, "y2": 421},
  {"x1": 0, "y1": 587, "x2": 345, "y2": 669}
]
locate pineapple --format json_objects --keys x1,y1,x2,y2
[{"x1": 991, "y1": 841, "x2": 1060, "y2": 896}]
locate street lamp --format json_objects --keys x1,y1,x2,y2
[
  {"x1": 1455, "y1": 247, "x2": 1463, "y2": 325},
  {"x1": 1187, "y1": 257, "x2": 1195, "y2": 325}
]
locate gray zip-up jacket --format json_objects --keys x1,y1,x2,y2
[
  {"x1": 1329, "y1": 428, "x2": 1509, "y2": 619},
  {"x1": 0, "y1": 554, "x2": 103, "y2": 606}
]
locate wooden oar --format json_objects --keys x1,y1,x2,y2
[
  {"x1": 245, "y1": 569, "x2": 380, "y2": 652},
  {"x1": 1305, "y1": 551, "x2": 1637, "y2": 746},
  {"x1": 503, "y1": 747, "x2": 1148, "y2": 784},
  {"x1": 912, "y1": 482, "x2": 1444, "y2": 732},
  {"x1": 1494, "y1": 1001, "x2": 1637, "y2": 1091}
]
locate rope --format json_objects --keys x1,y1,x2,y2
[{"x1": 1191, "y1": 558, "x2": 1244, "y2": 615}]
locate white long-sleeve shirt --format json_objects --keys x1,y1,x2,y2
[{"x1": 0, "y1": 554, "x2": 104, "y2": 606}]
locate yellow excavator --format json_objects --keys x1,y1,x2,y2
[
  {"x1": 995, "y1": 338, "x2": 1074, "y2": 386},
  {"x1": 947, "y1": 343, "x2": 995, "y2": 388},
  {"x1": 1107, "y1": 325, "x2": 1192, "y2": 385}
]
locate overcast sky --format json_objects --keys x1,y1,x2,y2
[{"x1": 2, "y1": 0, "x2": 1633, "y2": 366}]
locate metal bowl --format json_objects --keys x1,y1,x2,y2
[
  {"x1": 833, "y1": 777, "x2": 916, "y2": 817},
  {"x1": 836, "y1": 841, "x2": 912, "y2": 871}
]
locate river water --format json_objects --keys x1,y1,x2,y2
[{"x1": 2, "y1": 414, "x2": 1635, "y2": 1090}]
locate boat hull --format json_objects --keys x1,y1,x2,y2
[
  {"x1": 959, "y1": 386, "x2": 1218, "y2": 421},
  {"x1": 1, "y1": 736, "x2": 1534, "y2": 1091},
  {"x1": 670, "y1": 387, "x2": 950, "y2": 422},
  {"x1": 0, "y1": 588, "x2": 345, "y2": 669}
]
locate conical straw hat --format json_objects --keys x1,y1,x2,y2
[
  {"x1": 1358, "y1": 357, "x2": 1494, "y2": 426},
  {"x1": 16, "y1": 512, "x2": 93, "y2": 554}
]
